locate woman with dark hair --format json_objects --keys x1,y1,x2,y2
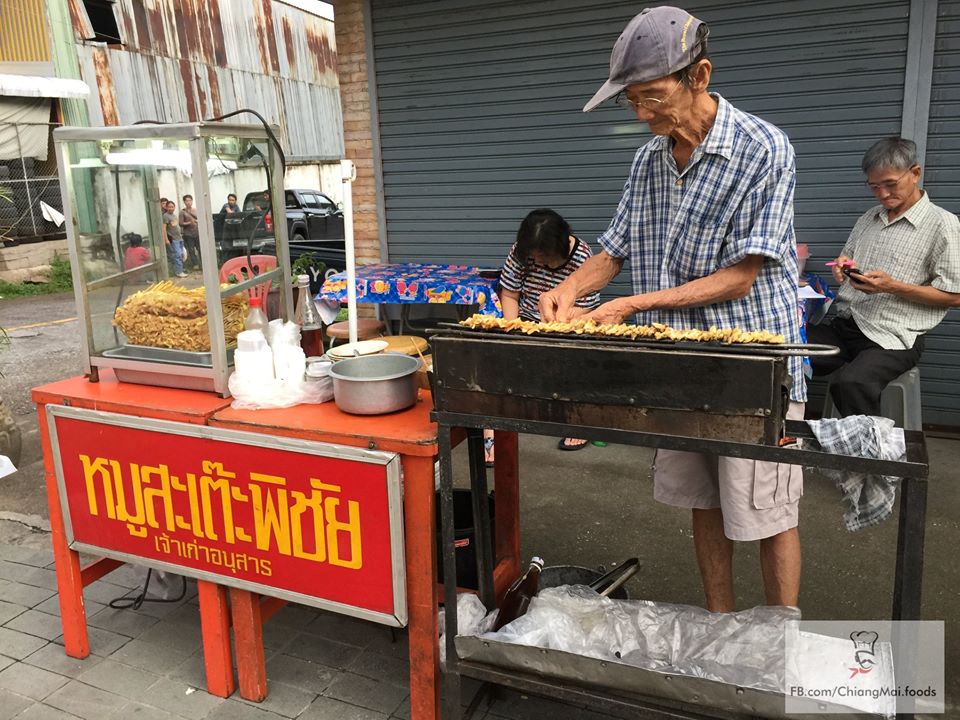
[{"x1": 484, "y1": 209, "x2": 600, "y2": 462}]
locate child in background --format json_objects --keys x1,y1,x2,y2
[
  {"x1": 484, "y1": 209, "x2": 600, "y2": 464},
  {"x1": 123, "y1": 233, "x2": 151, "y2": 270}
]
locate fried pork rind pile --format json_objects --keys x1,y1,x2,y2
[
  {"x1": 113, "y1": 281, "x2": 247, "y2": 352},
  {"x1": 459, "y1": 314, "x2": 785, "y2": 344}
]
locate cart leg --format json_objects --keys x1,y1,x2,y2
[
  {"x1": 492, "y1": 431, "x2": 520, "y2": 601},
  {"x1": 38, "y1": 404, "x2": 88, "y2": 658},
  {"x1": 892, "y1": 477, "x2": 928, "y2": 622},
  {"x1": 466, "y1": 429, "x2": 495, "y2": 609},
  {"x1": 231, "y1": 588, "x2": 267, "y2": 701},
  {"x1": 402, "y1": 453, "x2": 441, "y2": 720},
  {"x1": 439, "y1": 428, "x2": 463, "y2": 720},
  {"x1": 198, "y1": 581, "x2": 234, "y2": 698}
]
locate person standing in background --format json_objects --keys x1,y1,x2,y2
[
  {"x1": 163, "y1": 199, "x2": 187, "y2": 278},
  {"x1": 180, "y1": 194, "x2": 201, "y2": 269}
]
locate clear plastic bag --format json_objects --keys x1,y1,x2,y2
[{"x1": 481, "y1": 585, "x2": 799, "y2": 693}]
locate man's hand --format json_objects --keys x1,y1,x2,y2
[
  {"x1": 848, "y1": 270, "x2": 897, "y2": 295},
  {"x1": 539, "y1": 283, "x2": 580, "y2": 322},
  {"x1": 831, "y1": 255, "x2": 854, "y2": 284},
  {"x1": 582, "y1": 298, "x2": 635, "y2": 324}
]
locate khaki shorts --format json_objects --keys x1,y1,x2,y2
[{"x1": 653, "y1": 402, "x2": 804, "y2": 542}]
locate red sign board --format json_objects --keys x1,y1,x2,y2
[{"x1": 47, "y1": 406, "x2": 406, "y2": 625}]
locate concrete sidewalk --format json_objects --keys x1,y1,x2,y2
[
  {"x1": 2, "y1": 431, "x2": 958, "y2": 719},
  {"x1": 0, "y1": 529, "x2": 631, "y2": 720}
]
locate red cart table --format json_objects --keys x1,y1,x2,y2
[
  {"x1": 33, "y1": 372, "x2": 520, "y2": 720},
  {"x1": 32, "y1": 372, "x2": 237, "y2": 697}
]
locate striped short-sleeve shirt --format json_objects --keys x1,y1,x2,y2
[
  {"x1": 499, "y1": 236, "x2": 601, "y2": 321},
  {"x1": 597, "y1": 94, "x2": 806, "y2": 401},
  {"x1": 836, "y1": 192, "x2": 960, "y2": 349}
]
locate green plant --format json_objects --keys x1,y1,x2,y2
[
  {"x1": 291, "y1": 253, "x2": 326, "y2": 280},
  {"x1": 0, "y1": 254, "x2": 74, "y2": 298}
]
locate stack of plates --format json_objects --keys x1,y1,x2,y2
[{"x1": 327, "y1": 339, "x2": 389, "y2": 360}]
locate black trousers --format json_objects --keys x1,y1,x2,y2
[{"x1": 807, "y1": 316, "x2": 923, "y2": 417}]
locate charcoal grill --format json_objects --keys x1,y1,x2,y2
[
  {"x1": 431, "y1": 326, "x2": 821, "y2": 446},
  {"x1": 430, "y1": 325, "x2": 931, "y2": 720}
]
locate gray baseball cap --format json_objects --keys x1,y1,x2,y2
[{"x1": 583, "y1": 6, "x2": 709, "y2": 112}]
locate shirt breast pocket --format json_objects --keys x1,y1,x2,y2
[{"x1": 666, "y1": 220, "x2": 727, "y2": 280}]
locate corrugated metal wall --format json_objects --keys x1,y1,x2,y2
[
  {"x1": 72, "y1": 0, "x2": 343, "y2": 161},
  {"x1": 371, "y1": 0, "x2": 910, "y2": 300},
  {"x1": 0, "y1": 0, "x2": 51, "y2": 63},
  {"x1": 920, "y1": 0, "x2": 960, "y2": 426}
]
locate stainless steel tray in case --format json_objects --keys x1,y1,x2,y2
[
  {"x1": 102, "y1": 344, "x2": 235, "y2": 367},
  {"x1": 99, "y1": 345, "x2": 236, "y2": 395}
]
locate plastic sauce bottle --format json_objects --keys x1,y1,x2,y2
[
  {"x1": 243, "y1": 296, "x2": 269, "y2": 333},
  {"x1": 295, "y1": 274, "x2": 325, "y2": 358},
  {"x1": 493, "y1": 556, "x2": 544, "y2": 630}
]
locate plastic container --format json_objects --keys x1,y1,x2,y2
[
  {"x1": 236, "y1": 329, "x2": 269, "y2": 353},
  {"x1": 244, "y1": 296, "x2": 268, "y2": 332},
  {"x1": 233, "y1": 347, "x2": 274, "y2": 380}
]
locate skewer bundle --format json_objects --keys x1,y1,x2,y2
[
  {"x1": 459, "y1": 314, "x2": 785, "y2": 345},
  {"x1": 113, "y1": 281, "x2": 247, "y2": 351}
]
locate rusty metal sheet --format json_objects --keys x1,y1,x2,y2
[
  {"x1": 91, "y1": 47, "x2": 119, "y2": 126},
  {"x1": 73, "y1": 0, "x2": 343, "y2": 160}
]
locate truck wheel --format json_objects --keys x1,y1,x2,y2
[
  {"x1": 0, "y1": 397, "x2": 21, "y2": 468},
  {"x1": 293, "y1": 232, "x2": 306, "y2": 244}
]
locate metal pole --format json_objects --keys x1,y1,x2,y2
[
  {"x1": 15, "y1": 125, "x2": 39, "y2": 238},
  {"x1": 341, "y1": 159, "x2": 358, "y2": 344},
  {"x1": 439, "y1": 425, "x2": 463, "y2": 720}
]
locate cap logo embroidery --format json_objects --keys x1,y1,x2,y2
[{"x1": 680, "y1": 15, "x2": 695, "y2": 51}]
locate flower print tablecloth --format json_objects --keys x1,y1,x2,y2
[{"x1": 318, "y1": 263, "x2": 503, "y2": 317}]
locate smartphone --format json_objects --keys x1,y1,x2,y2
[{"x1": 842, "y1": 266, "x2": 865, "y2": 277}]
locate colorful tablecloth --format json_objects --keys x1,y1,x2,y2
[{"x1": 318, "y1": 263, "x2": 503, "y2": 316}]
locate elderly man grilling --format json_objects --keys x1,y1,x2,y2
[{"x1": 540, "y1": 6, "x2": 805, "y2": 612}]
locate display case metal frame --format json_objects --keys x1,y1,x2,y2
[{"x1": 54, "y1": 122, "x2": 293, "y2": 396}]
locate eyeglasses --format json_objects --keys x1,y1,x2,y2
[
  {"x1": 866, "y1": 168, "x2": 914, "y2": 193},
  {"x1": 616, "y1": 78, "x2": 684, "y2": 111}
]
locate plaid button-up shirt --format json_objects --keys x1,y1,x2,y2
[
  {"x1": 598, "y1": 94, "x2": 805, "y2": 401},
  {"x1": 836, "y1": 191, "x2": 960, "y2": 350}
]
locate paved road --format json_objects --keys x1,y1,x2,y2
[{"x1": 1, "y1": 291, "x2": 81, "y2": 522}]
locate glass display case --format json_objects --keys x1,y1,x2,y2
[{"x1": 54, "y1": 122, "x2": 293, "y2": 396}]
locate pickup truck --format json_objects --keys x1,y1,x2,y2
[{"x1": 215, "y1": 190, "x2": 346, "y2": 283}]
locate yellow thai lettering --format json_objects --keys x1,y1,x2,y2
[
  {"x1": 79, "y1": 454, "x2": 118, "y2": 518},
  {"x1": 249, "y1": 473, "x2": 291, "y2": 555},
  {"x1": 317, "y1": 480, "x2": 363, "y2": 569},
  {"x1": 199, "y1": 461, "x2": 237, "y2": 543}
]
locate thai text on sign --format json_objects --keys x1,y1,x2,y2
[{"x1": 47, "y1": 407, "x2": 406, "y2": 625}]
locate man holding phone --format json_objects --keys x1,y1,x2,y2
[{"x1": 808, "y1": 137, "x2": 960, "y2": 416}]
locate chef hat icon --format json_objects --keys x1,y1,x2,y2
[{"x1": 850, "y1": 631, "x2": 879, "y2": 654}]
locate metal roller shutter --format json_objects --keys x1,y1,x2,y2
[
  {"x1": 370, "y1": 0, "x2": 960, "y2": 420},
  {"x1": 920, "y1": 0, "x2": 960, "y2": 427},
  {"x1": 371, "y1": 0, "x2": 909, "y2": 274}
]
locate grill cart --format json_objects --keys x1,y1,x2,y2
[{"x1": 431, "y1": 326, "x2": 930, "y2": 720}]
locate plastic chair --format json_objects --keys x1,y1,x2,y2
[
  {"x1": 823, "y1": 367, "x2": 923, "y2": 430},
  {"x1": 218, "y1": 255, "x2": 278, "y2": 304}
]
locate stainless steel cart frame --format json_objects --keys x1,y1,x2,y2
[{"x1": 431, "y1": 332, "x2": 930, "y2": 720}]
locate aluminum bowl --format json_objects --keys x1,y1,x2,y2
[{"x1": 328, "y1": 352, "x2": 421, "y2": 415}]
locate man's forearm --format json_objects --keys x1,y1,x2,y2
[
  {"x1": 616, "y1": 255, "x2": 765, "y2": 314},
  {"x1": 562, "y1": 252, "x2": 623, "y2": 298},
  {"x1": 891, "y1": 281, "x2": 960, "y2": 308}
]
